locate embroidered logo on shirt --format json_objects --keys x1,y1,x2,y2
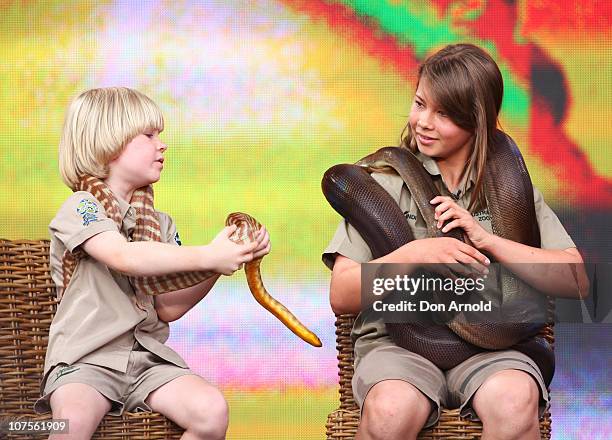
[
  {"x1": 53, "y1": 365, "x2": 80, "y2": 383},
  {"x1": 403, "y1": 210, "x2": 417, "y2": 221},
  {"x1": 473, "y1": 209, "x2": 491, "y2": 222},
  {"x1": 174, "y1": 231, "x2": 182, "y2": 246},
  {"x1": 76, "y1": 199, "x2": 99, "y2": 226}
]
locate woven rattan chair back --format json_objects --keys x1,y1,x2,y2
[{"x1": 0, "y1": 239, "x2": 183, "y2": 439}]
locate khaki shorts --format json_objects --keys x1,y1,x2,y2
[
  {"x1": 35, "y1": 344, "x2": 194, "y2": 415},
  {"x1": 353, "y1": 339, "x2": 550, "y2": 428}
]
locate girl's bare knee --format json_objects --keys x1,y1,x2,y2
[
  {"x1": 475, "y1": 370, "x2": 540, "y2": 425},
  {"x1": 360, "y1": 380, "x2": 430, "y2": 439}
]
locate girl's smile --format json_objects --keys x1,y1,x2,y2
[{"x1": 415, "y1": 133, "x2": 438, "y2": 146}]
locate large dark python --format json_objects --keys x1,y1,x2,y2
[{"x1": 322, "y1": 130, "x2": 554, "y2": 384}]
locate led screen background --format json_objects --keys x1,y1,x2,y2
[{"x1": 0, "y1": 1, "x2": 610, "y2": 438}]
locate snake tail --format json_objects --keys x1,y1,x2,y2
[{"x1": 245, "y1": 259, "x2": 322, "y2": 347}]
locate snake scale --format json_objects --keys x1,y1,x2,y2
[{"x1": 321, "y1": 130, "x2": 554, "y2": 384}]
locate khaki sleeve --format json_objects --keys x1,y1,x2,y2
[
  {"x1": 157, "y1": 211, "x2": 182, "y2": 246},
  {"x1": 533, "y1": 187, "x2": 576, "y2": 250},
  {"x1": 322, "y1": 220, "x2": 374, "y2": 270},
  {"x1": 322, "y1": 172, "x2": 403, "y2": 270},
  {"x1": 49, "y1": 192, "x2": 118, "y2": 253}
]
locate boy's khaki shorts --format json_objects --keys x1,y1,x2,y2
[
  {"x1": 352, "y1": 340, "x2": 550, "y2": 428},
  {"x1": 35, "y1": 344, "x2": 195, "y2": 415}
]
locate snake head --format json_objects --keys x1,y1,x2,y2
[
  {"x1": 356, "y1": 146, "x2": 398, "y2": 168},
  {"x1": 225, "y1": 212, "x2": 262, "y2": 244}
]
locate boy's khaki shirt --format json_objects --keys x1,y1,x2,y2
[
  {"x1": 44, "y1": 191, "x2": 187, "y2": 381},
  {"x1": 322, "y1": 153, "x2": 576, "y2": 356}
]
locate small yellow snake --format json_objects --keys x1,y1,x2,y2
[{"x1": 225, "y1": 212, "x2": 322, "y2": 347}]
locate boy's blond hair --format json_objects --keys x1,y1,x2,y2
[{"x1": 59, "y1": 87, "x2": 164, "y2": 191}]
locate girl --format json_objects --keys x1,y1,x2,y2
[
  {"x1": 323, "y1": 44, "x2": 587, "y2": 440},
  {"x1": 36, "y1": 87, "x2": 270, "y2": 440}
]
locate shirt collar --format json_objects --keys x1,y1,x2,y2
[
  {"x1": 115, "y1": 195, "x2": 135, "y2": 220},
  {"x1": 415, "y1": 150, "x2": 476, "y2": 193}
]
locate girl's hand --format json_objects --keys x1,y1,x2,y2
[
  {"x1": 253, "y1": 226, "x2": 271, "y2": 259},
  {"x1": 400, "y1": 237, "x2": 490, "y2": 275},
  {"x1": 430, "y1": 196, "x2": 492, "y2": 250}
]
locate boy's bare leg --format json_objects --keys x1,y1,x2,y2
[
  {"x1": 146, "y1": 375, "x2": 229, "y2": 440},
  {"x1": 48, "y1": 383, "x2": 111, "y2": 440},
  {"x1": 472, "y1": 370, "x2": 541, "y2": 440},
  {"x1": 356, "y1": 380, "x2": 431, "y2": 440}
]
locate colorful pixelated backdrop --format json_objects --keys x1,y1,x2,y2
[{"x1": 1, "y1": 1, "x2": 610, "y2": 438}]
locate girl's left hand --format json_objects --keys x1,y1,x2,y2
[
  {"x1": 253, "y1": 226, "x2": 271, "y2": 259},
  {"x1": 430, "y1": 196, "x2": 492, "y2": 250}
]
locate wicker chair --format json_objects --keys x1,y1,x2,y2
[
  {"x1": 325, "y1": 313, "x2": 554, "y2": 439},
  {"x1": 0, "y1": 239, "x2": 183, "y2": 439}
]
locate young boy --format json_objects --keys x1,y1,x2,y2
[{"x1": 35, "y1": 87, "x2": 270, "y2": 440}]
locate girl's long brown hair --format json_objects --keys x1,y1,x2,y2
[{"x1": 400, "y1": 43, "x2": 504, "y2": 212}]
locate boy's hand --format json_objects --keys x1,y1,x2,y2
[
  {"x1": 253, "y1": 226, "x2": 271, "y2": 259},
  {"x1": 207, "y1": 225, "x2": 258, "y2": 275}
]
